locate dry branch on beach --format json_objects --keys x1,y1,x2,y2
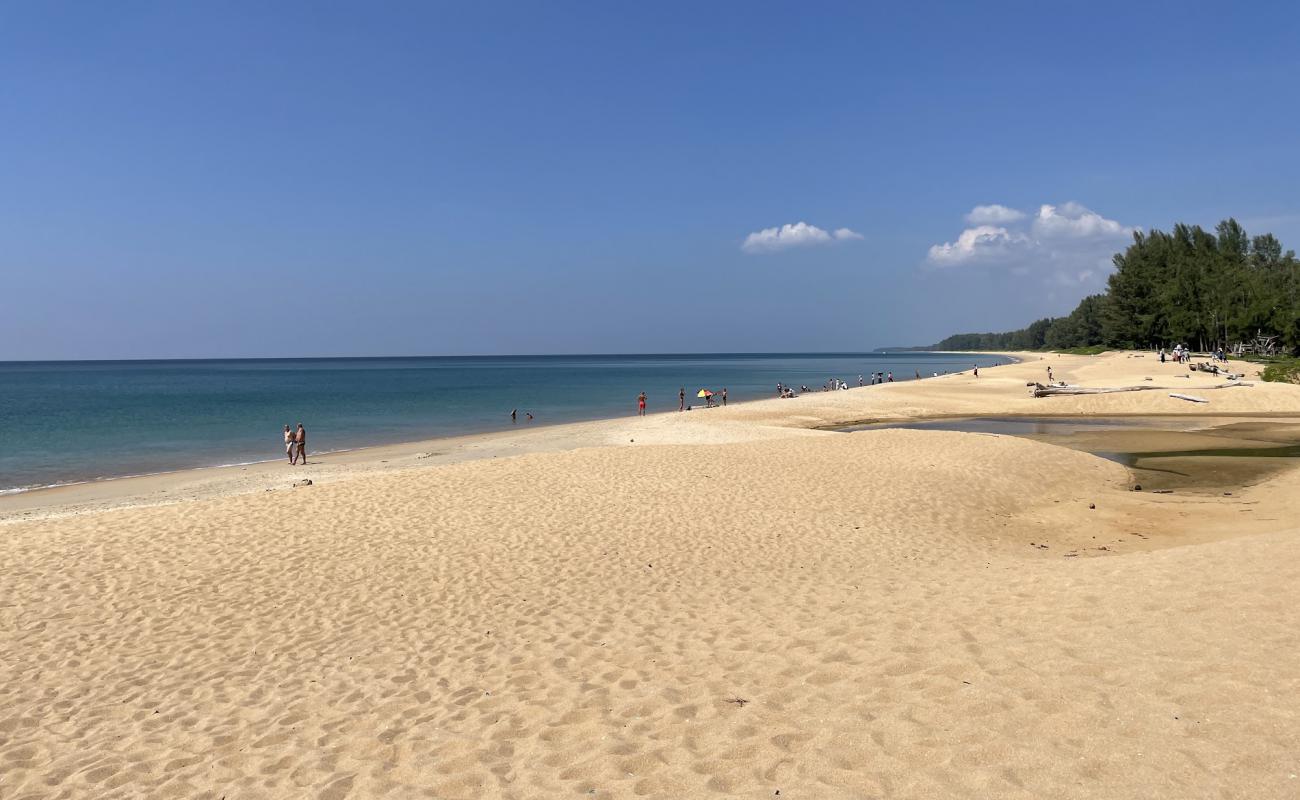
[
  {"x1": 1191, "y1": 362, "x2": 1243, "y2": 380},
  {"x1": 1032, "y1": 381, "x2": 1251, "y2": 398}
]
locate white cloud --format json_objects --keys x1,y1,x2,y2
[
  {"x1": 926, "y1": 225, "x2": 1030, "y2": 266},
  {"x1": 741, "y1": 221, "x2": 863, "y2": 254},
  {"x1": 965, "y1": 204, "x2": 1026, "y2": 224},
  {"x1": 925, "y1": 201, "x2": 1138, "y2": 291},
  {"x1": 1033, "y1": 202, "x2": 1133, "y2": 238}
]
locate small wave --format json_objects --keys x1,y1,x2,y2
[
  {"x1": 1, "y1": 478, "x2": 92, "y2": 496},
  {"x1": 0, "y1": 446, "x2": 369, "y2": 497}
]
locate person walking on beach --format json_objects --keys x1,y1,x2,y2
[
  {"x1": 293, "y1": 423, "x2": 307, "y2": 465},
  {"x1": 283, "y1": 424, "x2": 294, "y2": 463},
  {"x1": 679, "y1": 387, "x2": 685, "y2": 412},
  {"x1": 973, "y1": 364, "x2": 979, "y2": 377},
  {"x1": 637, "y1": 391, "x2": 647, "y2": 416}
]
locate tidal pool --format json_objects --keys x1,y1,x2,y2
[{"x1": 838, "y1": 416, "x2": 1300, "y2": 492}]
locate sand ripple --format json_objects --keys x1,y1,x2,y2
[{"x1": 4, "y1": 418, "x2": 1300, "y2": 796}]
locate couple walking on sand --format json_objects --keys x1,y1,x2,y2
[{"x1": 283, "y1": 423, "x2": 308, "y2": 465}]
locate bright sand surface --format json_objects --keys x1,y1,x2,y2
[{"x1": 3, "y1": 351, "x2": 1300, "y2": 798}]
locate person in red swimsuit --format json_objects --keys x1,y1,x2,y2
[{"x1": 637, "y1": 391, "x2": 647, "y2": 416}]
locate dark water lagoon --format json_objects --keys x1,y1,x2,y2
[{"x1": 839, "y1": 416, "x2": 1300, "y2": 492}]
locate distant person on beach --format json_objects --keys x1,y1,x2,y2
[
  {"x1": 973, "y1": 364, "x2": 979, "y2": 377},
  {"x1": 293, "y1": 423, "x2": 307, "y2": 465},
  {"x1": 526, "y1": 412, "x2": 533, "y2": 421},
  {"x1": 637, "y1": 392, "x2": 647, "y2": 416},
  {"x1": 887, "y1": 372, "x2": 894, "y2": 382},
  {"x1": 283, "y1": 424, "x2": 294, "y2": 463},
  {"x1": 679, "y1": 387, "x2": 685, "y2": 411},
  {"x1": 721, "y1": 388, "x2": 727, "y2": 406},
  {"x1": 915, "y1": 370, "x2": 920, "y2": 380},
  {"x1": 1047, "y1": 366, "x2": 1054, "y2": 383},
  {"x1": 511, "y1": 408, "x2": 517, "y2": 423}
]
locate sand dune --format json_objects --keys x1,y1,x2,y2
[{"x1": 3, "y1": 351, "x2": 1300, "y2": 798}]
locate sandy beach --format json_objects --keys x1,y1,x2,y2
[{"x1": 4, "y1": 350, "x2": 1300, "y2": 798}]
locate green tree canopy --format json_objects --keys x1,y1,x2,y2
[{"x1": 933, "y1": 218, "x2": 1300, "y2": 354}]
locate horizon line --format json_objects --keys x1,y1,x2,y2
[{"x1": 0, "y1": 349, "x2": 949, "y2": 365}]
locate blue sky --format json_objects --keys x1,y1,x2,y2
[{"x1": 2, "y1": 1, "x2": 1298, "y2": 359}]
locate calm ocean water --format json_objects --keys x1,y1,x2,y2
[{"x1": 0, "y1": 352, "x2": 1008, "y2": 492}]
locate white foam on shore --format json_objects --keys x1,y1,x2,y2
[
  {"x1": 1, "y1": 479, "x2": 91, "y2": 496},
  {"x1": 0, "y1": 448, "x2": 366, "y2": 496}
]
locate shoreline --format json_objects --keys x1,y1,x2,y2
[
  {"x1": 0, "y1": 399, "x2": 751, "y2": 498},
  {"x1": 3, "y1": 350, "x2": 1294, "y2": 523},
  {"x1": 0, "y1": 354, "x2": 1019, "y2": 518},
  {"x1": 8, "y1": 349, "x2": 1300, "y2": 797},
  {"x1": 0, "y1": 352, "x2": 1015, "y2": 499}
]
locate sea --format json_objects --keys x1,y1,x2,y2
[{"x1": 0, "y1": 352, "x2": 1008, "y2": 493}]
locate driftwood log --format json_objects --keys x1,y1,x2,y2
[
  {"x1": 1191, "y1": 362, "x2": 1243, "y2": 380},
  {"x1": 1032, "y1": 381, "x2": 1250, "y2": 398}
]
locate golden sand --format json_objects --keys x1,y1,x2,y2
[{"x1": 2, "y1": 351, "x2": 1299, "y2": 798}]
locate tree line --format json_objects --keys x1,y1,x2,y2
[{"x1": 932, "y1": 219, "x2": 1300, "y2": 354}]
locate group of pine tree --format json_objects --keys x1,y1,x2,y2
[{"x1": 934, "y1": 219, "x2": 1300, "y2": 355}]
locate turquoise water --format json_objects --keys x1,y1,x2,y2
[{"x1": 0, "y1": 352, "x2": 1006, "y2": 491}]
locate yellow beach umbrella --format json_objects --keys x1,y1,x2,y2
[{"x1": 697, "y1": 389, "x2": 713, "y2": 398}]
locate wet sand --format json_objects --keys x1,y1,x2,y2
[
  {"x1": 3, "y1": 350, "x2": 1300, "y2": 798},
  {"x1": 6, "y1": 349, "x2": 1300, "y2": 524},
  {"x1": 847, "y1": 416, "x2": 1300, "y2": 493}
]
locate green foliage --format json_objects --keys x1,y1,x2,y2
[
  {"x1": 1045, "y1": 294, "x2": 1105, "y2": 349},
  {"x1": 1053, "y1": 345, "x2": 1109, "y2": 355},
  {"x1": 1260, "y1": 359, "x2": 1300, "y2": 384},
  {"x1": 935, "y1": 218, "x2": 1300, "y2": 355},
  {"x1": 933, "y1": 318, "x2": 1055, "y2": 351}
]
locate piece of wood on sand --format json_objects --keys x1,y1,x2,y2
[
  {"x1": 1192, "y1": 361, "x2": 1243, "y2": 380},
  {"x1": 1032, "y1": 381, "x2": 1249, "y2": 398}
]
